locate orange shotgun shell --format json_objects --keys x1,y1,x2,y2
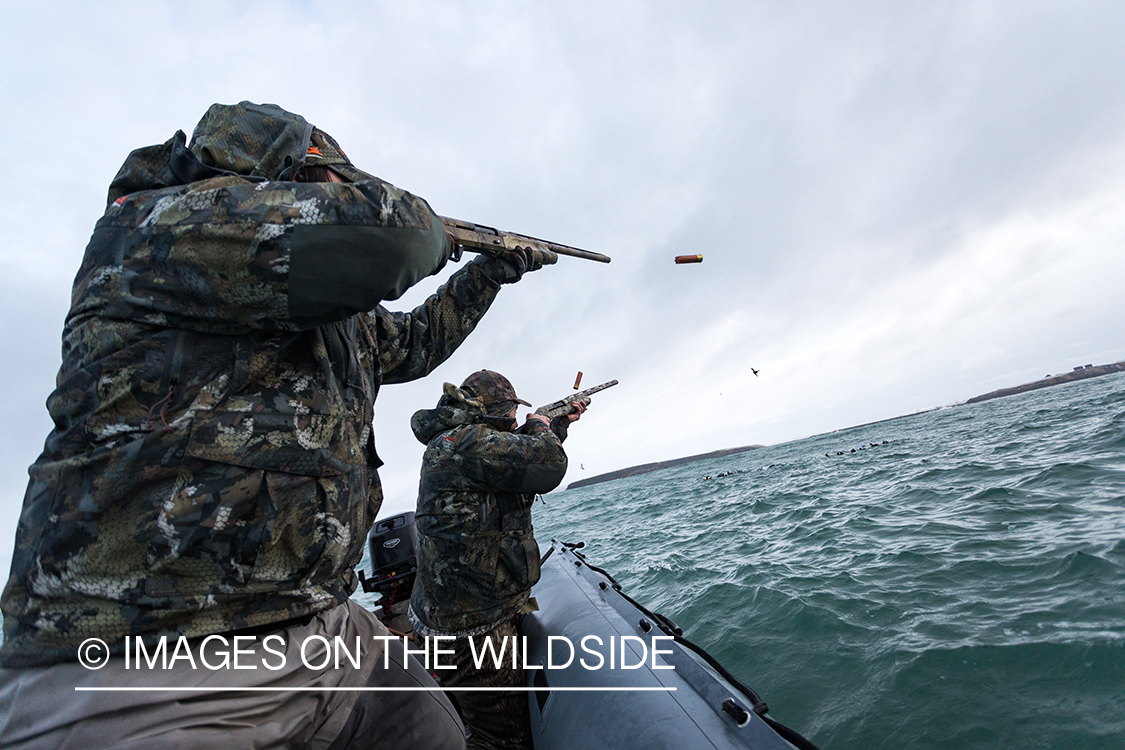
[{"x1": 675, "y1": 254, "x2": 703, "y2": 264}]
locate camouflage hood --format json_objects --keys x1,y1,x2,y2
[
  {"x1": 106, "y1": 101, "x2": 372, "y2": 207},
  {"x1": 188, "y1": 101, "x2": 313, "y2": 181},
  {"x1": 411, "y1": 383, "x2": 515, "y2": 444}
]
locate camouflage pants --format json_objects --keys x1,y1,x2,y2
[{"x1": 437, "y1": 618, "x2": 533, "y2": 750}]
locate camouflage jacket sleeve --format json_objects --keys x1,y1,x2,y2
[
  {"x1": 73, "y1": 174, "x2": 449, "y2": 334},
  {"x1": 438, "y1": 418, "x2": 568, "y2": 496},
  {"x1": 375, "y1": 256, "x2": 506, "y2": 384}
]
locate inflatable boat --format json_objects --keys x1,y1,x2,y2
[{"x1": 361, "y1": 514, "x2": 818, "y2": 750}]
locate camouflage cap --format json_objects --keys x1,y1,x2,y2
[
  {"x1": 460, "y1": 370, "x2": 531, "y2": 407},
  {"x1": 304, "y1": 128, "x2": 376, "y2": 183}
]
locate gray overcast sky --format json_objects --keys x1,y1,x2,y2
[{"x1": 2, "y1": 1, "x2": 1124, "y2": 575}]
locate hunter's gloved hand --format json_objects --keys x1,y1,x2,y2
[
  {"x1": 478, "y1": 245, "x2": 559, "y2": 284},
  {"x1": 512, "y1": 246, "x2": 558, "y2": 273}
]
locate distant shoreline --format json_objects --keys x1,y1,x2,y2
[
  {"x1": 964, "y1": 360, "x2": 1125, "y2": 404},
  {"x1": 566, "y1": 358, "x2": 1125, "y2": 490}
]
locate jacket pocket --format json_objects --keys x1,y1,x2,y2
[
  {"x1": 185, "y1": 410, "x2": 356, "y2": 475},
  {"x1": 144, "y1": 410, "x2": 361, "y2": 598},
  {"x1": 495, "y1": 533, "x2": 540, "y2": 598}
]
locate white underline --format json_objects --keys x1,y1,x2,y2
[{"x1": 75, "y1": 686, "x2": 676, "y2": 693}]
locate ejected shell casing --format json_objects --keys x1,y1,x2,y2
[
  {"x1": 573, "y1": 371, "x2": 583, "y2": 390},
  {"x1": 675, "y1": 254, "x2": 703, "y2": 264}
]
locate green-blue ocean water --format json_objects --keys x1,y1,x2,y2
[{"x1": 528, "y1": 372, "x2": 1125, "y2": 749}]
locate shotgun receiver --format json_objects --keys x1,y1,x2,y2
[
  {"x1": 534, "y1": 380, "x2": 618, "y2": 419},
  {"x1": 440, "y1": 216, "x2": 611, "y2": 264}
]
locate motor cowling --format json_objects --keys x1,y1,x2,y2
[{"x1": 360, "y1": 512, "x2": 418, "y2": 609}]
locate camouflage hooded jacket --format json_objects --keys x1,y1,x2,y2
[
  {"x1": 407, "y1": 383, "x2": 569, "y2": 637},
  {"x1": 0, "y1": 102, "x2": 508, "y2": 667}
]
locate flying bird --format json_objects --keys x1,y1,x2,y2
[{"x1": 751, "y1": 368, "x2": 760, "y2": 377}]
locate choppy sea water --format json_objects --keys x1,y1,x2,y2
[{"x1": 526, "y1": 372, "x2": 1125, "y2": 749}]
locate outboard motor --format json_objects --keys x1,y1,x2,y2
[{"x1": 358, "y1": 512, "x2": 417, "y2": 632}]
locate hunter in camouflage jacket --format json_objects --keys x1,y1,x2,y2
[
  {"x1": 408, "y1": 381, "x2": 570, "y2": 637},
  {"x1": 0, "y1": 102, "x2": 532, "y2": 667}
]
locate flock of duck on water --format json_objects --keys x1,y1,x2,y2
[
  {"x1": 825, "y1": 439, "x2": 894, "y2": 457},
  {"x1": 699, "y1": 439, "x2": 897, "y2": 481}
]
